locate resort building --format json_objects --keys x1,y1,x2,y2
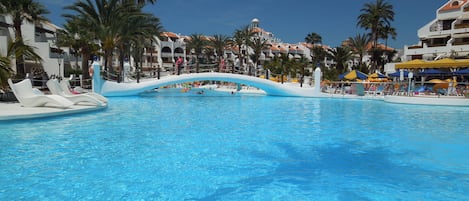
[
  {"x1": 403, "y1": 0, "x2": 469, "y2": 61},
  {"x1": 2, "y1": 14, "x2": 389, "y2": 80},
  {"x1": 147, "y1": 18, "x2": 333, "y2": 76},
  {"x1": 0, "y1": 15, "x2": 72, "y2": 78},
  {"x1": 341, "y1": 39, "x2": 396, "y2": 71}
]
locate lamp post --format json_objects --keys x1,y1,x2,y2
[
  {"x1": 55, "y1": 32, "x2": 63, "y2": 80},
  {"x1": 57, "y1": 51, "x2": 62, "y2": 80}
]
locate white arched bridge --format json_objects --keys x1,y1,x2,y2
[{"x1": 90, "y1": 62, "x2": 324, "y2": 97}]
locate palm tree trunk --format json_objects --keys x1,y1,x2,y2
[
  {"x1": 82, "y1": 52, "x2": 90, "y2": 80},
  {"x1": 13, "y1": 21, "x2": 25, "y2": 77},
  {"x1": 195, "y1": 54, "x2": 199, "y2": 73}
]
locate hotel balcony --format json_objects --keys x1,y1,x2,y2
[{"x1": 404, "y1": 41, "x2": 469, "y2": 60}]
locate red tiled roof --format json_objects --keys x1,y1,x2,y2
[
  {"x1": 161, "y1": 32, "x2": 179, "y2": 38},
  {"x1": 365, "y1": 42, "x2": 394, "y2": 51},
  {"x1": 251, "y1": 27, "x2": 264, "y2": 33},
  {"x1": 270, "y1": 44, "x2": 280, "y2": 51},
  {"x1": 439, "y1": 0, "x2": 468, "y2": 12}
]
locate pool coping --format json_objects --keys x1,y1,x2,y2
[{"x1": 0, "y1": 102, "x2": 107, "y2": 121}]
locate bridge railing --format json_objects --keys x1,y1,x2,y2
[{"x1": 98, "y1": 62, "x2": 308, "y2": 85}]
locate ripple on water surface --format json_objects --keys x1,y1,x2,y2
[{"x1": 0, "y1": 96, "x2": 468, "y2": 200}]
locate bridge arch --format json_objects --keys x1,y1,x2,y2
[{"x1": 99, "y1": 72, "x2": 321, "y2": 97}]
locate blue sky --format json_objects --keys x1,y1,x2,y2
[{"x1": 42, "y1": 0, "x2": 447, "y2": 49}]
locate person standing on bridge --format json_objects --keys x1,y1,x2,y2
[{"x1": 176, "y1": 56, "x2": 183, "y2": 75}]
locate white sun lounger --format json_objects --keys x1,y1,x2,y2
[
  {"x1": 46, "y1": 79, "x2": 105, "y2": 106},
  {"x1": 59, "y1": 78, "x2": 108, "y2": 103},
  {"x1": 8, "y1": 79, "x2": 74, "y2": 108}
]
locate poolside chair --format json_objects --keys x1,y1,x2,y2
[
  {"x1": 8, "y1": 79, "x2": 74, "y2": 108},
  {"x1": 59, "y1": 78, "x2": 108, "y2": 103},
  {"x1": 46, "y1": 79, "x2": 105, "y2": 106}
]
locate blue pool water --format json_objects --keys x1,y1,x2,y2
[{"x1": 1, "y1": 95, "x2": 468, "y2": 200}]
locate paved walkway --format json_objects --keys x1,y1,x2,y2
[{"x1": 0, "y1": 102, "x2": 107, "y2": 121}]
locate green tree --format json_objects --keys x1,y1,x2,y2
[
  {"x1": 116, "y1": 11, "x2": 162, "y2": 80},
  {"x1": 328, "y1": 46, "x2": 353, "y2": 73},
  {"x1": 186, "y1": 34, "x2": 207, "y2": 73},
  {"x1": 305, "y1": 32, "x2": 322, "y2": 45},
  {"x1": 0, "y1": 56, "x2": 12, "y2": 89},
  {"x1": 290, "y1": 56, "x2": 310, "y2": 87},
  {"x1": 0, "y1": 0, "x2": 49, "y2": 77},
  {"x1": 378, "y1": 25, "x2": 397, "y2": 65},
  {"x1": 357, "y1": 0, "x2": 394, "y2": 49},
  {"x1": 57, "y1": 18, "x2": 100, "y2": 80},
  {"x1": 311, "y1": 46, "x2": 327, "y2": 67},
  {"x1": 249, "y1": 37, "x2": 268, "y2": 76},
  {"x1": 0, "y1": 38, "x2": 42, "y2": 88},
  {"x1": 232, "y1": 25, "x2": 255, "y2": 73},
  {"x1": 64, "y1": 0, "x2": 162, "y2": 82},
  {"x1": 276, "y1": 53, "x2": 292, "y2": 83},
  {"x1": 347, "y1": 33, "x2": 370, "y2": 70},
  {"x1": 210, "y1": 34, "x2": 231, "y2": 72},
  {"x1": 65, "y1": 0, "x2": 125, "y2": 74},
  {"x1": 263, "y1": 56, "x2": 282, "y2": 80}
]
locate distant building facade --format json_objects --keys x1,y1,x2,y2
[
  {"x1": 149, "y1": 18, "x2": 335, "y2": 75},
  {"x1": 403, "y1": 0, "x2": 469, "y2": 61},
  {"x1": 0, "y1": 15, "x2": 74, "y2": 78}
]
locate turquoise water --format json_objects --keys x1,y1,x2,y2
[{"x1": 0, "y1": 95, "x2": 468, "y2": 200}]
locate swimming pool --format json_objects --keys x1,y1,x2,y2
[{"x1": 1, "y1": 95, "x2": 468, "y2": 200}]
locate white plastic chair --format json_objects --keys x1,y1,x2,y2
[
  {"x1": 60, "y1": 78, "x2": 108, "y2": 103},
  {"x1": 8, "y1": 79, "x2": 73, "y2": 108},
  {"x1": 46, "y1": 79, "x2": 105, "y2": 106}
]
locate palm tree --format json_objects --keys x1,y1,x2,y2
[
  {"x1": 0, "y1": 38, "x2": 42, "y2": 88},
  {"x1": 117, "y1": 11, "x2": 162, "y2": 82},
  {"x1": 0, "y1": 56, "x2": 12, "y2": 89},
  {"x1": 186, "y1": 34, "x2": 207, "y2": 73},
  {"x1": 249, "y1": 37, "x2": 268, "y2": 76},
  {"x1": 290, "y1": 56, "x2": 310, "y2": 87},
  {"x1": 57, "y1": 18, "x2": 100, "y2": 80},
  {"x1": 347, "y1": 33, "x2": 370, "y2": 70},
  {"x1": 232, "y1": 25, "x2": 255, "y2": 73},
  {"x1": 328, "y1": 46, "x2": 353, "y2": 73},
  {"x1": 210, "y1": 34, "x2": 231, "y2": 72},
  {"x1": 231, "y1": 30, "x2": 244, "y2": 73},
  {"x1": 263, "y1": 56, "x2": 282, "y2": 81},
  {"x1": 379, "y1": 25, "x2": 397, "y2": 65},
  {"x1": 305, "y1": 32, "x2": 322, "y2": 45},
  {"x1": 64, "y1": 0, "x2": 123, "y2": 74},
  {"x1": 130, "y1": 36, "x2": 147, "y2": 82},
  {"x1": 0, "y1": 0, "x2": 49, "y2": 77},
  {"x1": 277, "y1": 53, "x2": 291, "y2": 83},
  {"x1": 357, "y1": 0, "x2": 394, "y2": 49},
  {"x1": 202, "y1": 45, "x2": 215, "y2": 66},
  {"x1": 64, "y1": 0, "x2": 162, "y2": 81},
  {"x1": 380, "y1": 25, "x2": 397, "y2": 49},
  {"x1": 311, "y1": 46, "x2": 327, "y2": 68}
]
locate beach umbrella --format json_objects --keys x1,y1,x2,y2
[
  {"x1": 417, "y1": 69, "x2": 445, "y2": 76},
  {"x1": 427, "y1": 79, "x2": 446, "y2": 84},
  {"x1": 340, "y1": 70, "x2": 368, "y2": 80},
  {"x1": 338, "y1": 72, "x2": 347, "y2": 80},
  {"x1": 388, "y1": 70, "x2": 409, "y2": 77},
  {"x1": 395, "y1": 59, "x2": 427, "y2": 69},
  {"x1": 453, "y1": 68, "x2": 469, "y2": 75},
  {"x1": 369, "y1": 72, "x2": 388, "y2": 78}
]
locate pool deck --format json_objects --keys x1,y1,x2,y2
[{"x1": 0, "y1": 102, "x2": 107, "y2": 121}]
